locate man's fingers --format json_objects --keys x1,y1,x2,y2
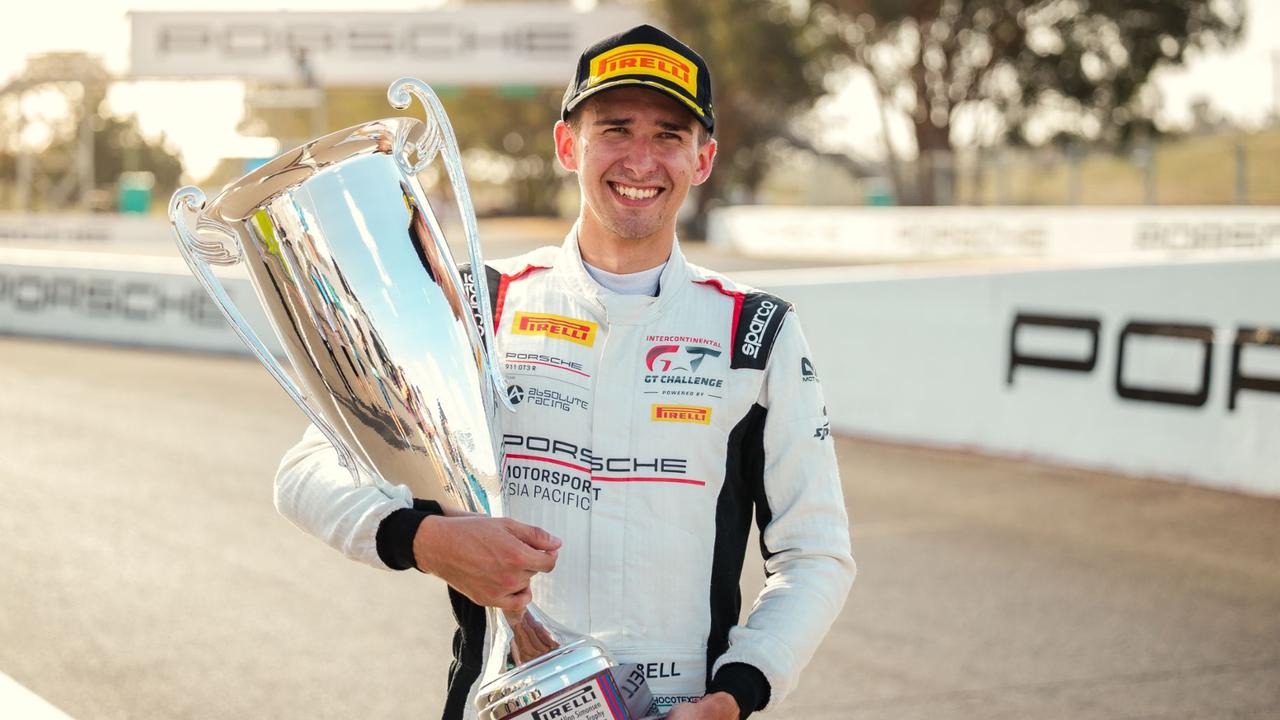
[
  {"x1": 498, "y1": 586, "x2": 533, "y2": 612},
  {"x1": 523, "y1": 546, "x2": 557, "y2": 573},
  {"x1": 531, "y1": 619, "x2": 557, "y2": 650},
  {"x1": 505, "y1": 520, "x2": 562, "y2": 552}
]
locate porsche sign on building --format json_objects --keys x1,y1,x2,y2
[{"x1": 128, "y1": 7, "x2": 646, "y2": 85}]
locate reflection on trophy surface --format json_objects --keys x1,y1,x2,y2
[{"x1": 169, "y1": 78, "x2": 657, "y2": 719}]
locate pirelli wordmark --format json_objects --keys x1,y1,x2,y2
[
  {"x1": 1007, "y1": 311, "x2": 1280, "y2": 411},
  {"x1": 512, "y1": 312, "x2": 598, "y2": 347}
]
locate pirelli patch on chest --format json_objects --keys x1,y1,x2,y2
[
  {"x1": 512, "y1": 311, "x2": 599, "y2": 347},
  {"x1": 731, "y1": 291, "x2": 792, "y2": 370}
]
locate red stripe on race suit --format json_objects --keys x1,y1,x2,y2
[
  {"x1": 694, "y1": 278, "x2": 745, "y2": 349},
  {"x1": 506, "y1": 358, "x2": 591, "y2": 377},
  {"x1": 506, "y1": 453, "x2": 705, "y2": 486},
  {"x1": 494, "y1": 265, "x2": 550, "y2": 331}
]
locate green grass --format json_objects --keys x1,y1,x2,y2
[{"x1": 954, "y1": 129, "x2": 1280, "y2": 206}]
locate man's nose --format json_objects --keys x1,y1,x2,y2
[{"x1": 620, "y1": 137, "x2": 659, "y2": 175}]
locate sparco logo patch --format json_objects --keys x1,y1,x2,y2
[
  {"x1": 742, "y1": 300, "x2": 779, "y2": 358},
  {"x1": 589, "y1": 42, "x2": 698, "y2": 96},
  {"x1": 512, "y1": 312, "x2": 597, "y2": 346},
  {"x1": 651, "y1": 404, "x2": 711, "y2": 424},
  {"x1": 530, "y1": 682, "x2": 599, "y2": 720}
]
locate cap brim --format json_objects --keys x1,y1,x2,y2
[{"x1": 564, "y1": 78, "x2": 713, "y2": 131}]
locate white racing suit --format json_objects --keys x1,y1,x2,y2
[{"x1": 275, "y1": 230, "x2": 855, "y2": 718}]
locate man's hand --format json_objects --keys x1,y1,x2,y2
[
  {"x1": 412, "y1": 514, "x2": 560, "y2": 611},
  {"x1": 502, "y1": 607, "x2": 560, "y2": 664},
  {"x1": 664, "y1": 692, "x2": 740, "y2": 720}
]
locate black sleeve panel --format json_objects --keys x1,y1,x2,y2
[
  {"x1": 374, "y1": 499, "x2": 445, "y2": 571},
  {"x1": 444, "y1": 587, "x2": 487, "y2": 720},
  {"x1": 707, "y1": 404, "x2": 767, "y2": 684},
  {"x1": 730, "y1": 292, "x2": 792, "y2": 370},
  {"x1": 707, "y1": 662, "x2": 772, "y2": 719}
]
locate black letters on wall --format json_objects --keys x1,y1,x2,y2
[
  {"x1": 1007, "y1": 313, "x2": 1100, "y2": 385},
  {"x1": 1229, "y1": 328, "x2": 1280, "y2": 411},
  {"x1": 1114, "y1": 322, "x2": 1214, "y2": 407},
  {"x1": 1007, "y1": 311, "x2": 1280, "y2": 413}
]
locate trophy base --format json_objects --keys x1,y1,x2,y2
[
  {"x1": 500, "y1": 667, "x2": 635, "y2": 720},
  {"x1": 476, "y1": 638, "x2": 657, "y2": 720}
]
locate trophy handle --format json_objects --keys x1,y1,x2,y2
[
  {"x1": 387, "y1": 78, "x2": 515, "y2": 413},
  {"x1": 169, "y1": 186, "x2": 367, "y2": 484}
]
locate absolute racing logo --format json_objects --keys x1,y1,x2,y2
[
  {"x1": 512, "y1": 312, "x2": 597, "y2": 347},
  {"x1": 651, "y1": 404, "x2": 711, "y2": 424},
  {"x1": 507, "y1": 383, "x2": 589, "y2": 413}
]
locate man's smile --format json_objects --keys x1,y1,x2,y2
[{"x1": 608, "y1": 181, "x2": 664, "y2": 205}]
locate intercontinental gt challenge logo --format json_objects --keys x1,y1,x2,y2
[{"x1": 643, "y1": 339, "x2": 724, "y2": 397}]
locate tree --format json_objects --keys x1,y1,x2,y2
[
  {"x1": 651, "y1": 0, "x2": 848, "y2": 231},
  {"x1": 810, "y1": 0, "x2": 1245, "y2": 204},
  {"x1": 241, "y1": 85, "x2": 565, "y2": 216},
  {"x1": 0, "y1": 53, "x2": 184, "y2": 211}
]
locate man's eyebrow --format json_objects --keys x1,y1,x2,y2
[{"x1": 591, "y1": 117, "x2": 691, "y2": 134}]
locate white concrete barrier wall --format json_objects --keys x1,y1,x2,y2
[
  {"x1": 709, "y1": 206, "x2": 1280, "y2": 261},
  {"x1": 738, "y1": 257, "x2": 1280, "y2": 496},
  {"x1": 0, "y1": 213, "x2": 174, "y2": 246},
  {"x1": 0, "y1": 250, "x2": 281, "y2": 356},
  {"x1": 3, "y1": 247, "x2": 1276, "y2": 496}
]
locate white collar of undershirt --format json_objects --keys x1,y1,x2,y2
[{"x1": 582, "y1": 259, "x2": 668, "y2": 297}]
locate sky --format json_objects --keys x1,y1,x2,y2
[{"x1": 2, "y1": 0, "x2": 1276, "y2": 180}]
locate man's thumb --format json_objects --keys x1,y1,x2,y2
[{"x1": 507, "y1": 521, "x2": 562, "y2": 551}]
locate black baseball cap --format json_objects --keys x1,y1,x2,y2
[{"x1": 561, "y1": 24, "x2": 715, "y2": 134}]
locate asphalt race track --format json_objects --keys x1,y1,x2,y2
[{"x1": 1, "y1": 336, "x2": 1278, "y2": 719}]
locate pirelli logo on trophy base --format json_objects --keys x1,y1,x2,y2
[
  {"x1": 651, "y1": 404, "x2": 712, "y2": 424},
  {"x1": 589, "y1": 42, "x2": 698, "y2": 96},
  {"x1": 513, "y1": 312, "x2": 598, "y2": 347}
]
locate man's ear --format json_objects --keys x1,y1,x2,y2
[
  {"x1": 553, "y1": 121, "x2": 578, "y2": 173},
  {"x1": 691, "y1": 138, "x2": 717, "y2": 186}
]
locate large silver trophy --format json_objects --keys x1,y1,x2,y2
[{"x1": 169, "y1": 78, "x2": 657, "y2": 720}]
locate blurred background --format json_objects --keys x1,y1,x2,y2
[{"x1": 1, "y1": 1, "x2": 1278, "y2": 719}]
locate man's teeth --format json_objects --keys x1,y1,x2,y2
[{"x1": 612, "y1": 183, "x2": 658, "y2": 200}]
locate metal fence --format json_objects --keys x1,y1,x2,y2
[{"x1": 886, "y1": 129, "x2": 1280, "y2": 207}]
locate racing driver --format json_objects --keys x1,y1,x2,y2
[{"x1": 274, "y1": 24, "x2": 855, "y2": 720}]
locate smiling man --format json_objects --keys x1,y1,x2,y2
[{"x1": 274, "y1": 23, "x2": 854, "y2": 720}]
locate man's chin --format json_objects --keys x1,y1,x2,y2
[{"x1": 600, "y1": 215, "x2": 667, "y2": 243}]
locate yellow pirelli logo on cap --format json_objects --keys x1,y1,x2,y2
[
  {"x1": 512, "y1": 312, "x2": 598, "y2": 347},
  {"x1": 651, "y1": 404, "x2": 712, "y2": 424},
  {"x1": 589, "y1": 43, "x2": 698, "y2": 97}
]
